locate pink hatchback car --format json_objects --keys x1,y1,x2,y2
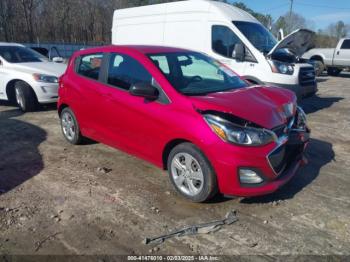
[{"x1": 58, "y1": 45, "x2": 310, "y2": 202}]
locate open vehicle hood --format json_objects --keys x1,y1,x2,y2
[
  {"x1": 10, "y1": 62, "x2": 67, "y2": 77},
  {"x1": 190, "y1": 86, "x2": 297, "y2": 129},
  {"x1": 268, "y1": 29, "x2": 316, "y2": 58}
]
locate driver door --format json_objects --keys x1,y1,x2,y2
[{"x1": 211, "y1": 25, "x2": 248, "y2": 76}]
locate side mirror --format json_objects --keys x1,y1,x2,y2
[
  {"x1": 232, "y1": 43, "x2": 245, "y2": 62},
  {"x1": 52, "y1": 57, "x2": 64, "y2": 63},
  {"x1": 129, "y1": 82, "x2": 159, "y2": 100},
  {"x1": 0, "y1": 59, "x2": 2, "y2": 66}
]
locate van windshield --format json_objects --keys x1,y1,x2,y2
[
  {"x1": 233, "y1": 21, "x2": 277, "y2": 54},
  {"x1": 148, "y1": 52, "x2": 247, "y2": 96},
  {"x1": 0, "y1": 46, "x2": 45, "y2": 63}
]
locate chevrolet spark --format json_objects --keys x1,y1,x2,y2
[{"x1": 58, "y1": 45, "x2": 310, "y2": 202}]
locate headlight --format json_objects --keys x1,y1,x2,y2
[
  {"x1": 33, "y1": 73, "x2": 58, "y2": 83},
  {"x1": 204, "y1": 114, "x2": 276, "y2": 146},
  {"x1": 269, "y1": 60, "x2": 294, "y2": 75}
]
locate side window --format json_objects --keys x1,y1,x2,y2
[
  {"x1": 212, "y1": 25, "x2": 242, "y2": 58},
  {"x1": 107, "y1": 53, "x2": 152, "y2": 90},
  {"x1": 149, "y1": 55, "x2": 170, "y2": 74},
  {"x1": 341, "y1": 40, "x2": 350, "y2": 49},
  {"x1": 77, "y1": 53, "x2": 103, "y2": 80}
]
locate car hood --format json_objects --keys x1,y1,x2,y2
[
  {"x1": 190, "y1": 86, "x2": 297, "y2": 129},
  {"x1": 9, "y1": 62, "x2": 67, "y2": 77},
  {"x1": 268, "y1": 29, "x2": 316, "y2": 58}
]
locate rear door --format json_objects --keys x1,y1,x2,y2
[
  {"x1": 73, "y1": 52, "x2": 106, "y2": 138},
  {"x1": 334, "y1": 39, "x2": 350, "y2": 66}
]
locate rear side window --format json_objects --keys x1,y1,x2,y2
[
  {"x1": 77, "y1": 53, "x2": 103, "y2": 80},
  {"x1": 212, "y1": 25, "x2": 242, "y2": 58},
  {"x1": 341, "y1": 40, "x2": 350, "y2": 49},
  {"x1": 107, "y1": 53, "x2": 152, "y2": 90}
]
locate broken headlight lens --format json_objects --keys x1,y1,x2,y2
[{"x1": 204, "y1": 114, "x2": 276, "y2": 146}]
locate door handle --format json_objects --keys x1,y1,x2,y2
[{"x1": 337, "y1": 51, "x2": 340, "y2": 55}]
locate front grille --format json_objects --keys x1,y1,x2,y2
[
  {"x1": 273, "y1": 125, "x2": 286, "y2": 138},
  {"x1": 268, "y1": 143, "x2": 304, "y2": 175},
  {"x1": 272, "y1": 117, "x2": 294, "y2": 138},
  {"x1": 299, "y1": 67, "x2": 316, "y2": 86}
]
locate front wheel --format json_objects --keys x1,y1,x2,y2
[
  {"x1": 14, "y1": 81, "x2": 38, "y2": 112},
  {"x1": 60, "y1": 107, "x2": 83, "y2": 145},
  {"x1": 312, "y1": 60, "x2": 324, "y2": 76},
  {"x1": 167, "y1": 143, "x2": 218, "y2": 202}
]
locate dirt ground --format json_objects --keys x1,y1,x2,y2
[{"x1": 0, "y1": 73, "x2": 349, "y2": 258}]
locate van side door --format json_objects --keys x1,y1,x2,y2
[{"x1": 333, "y1": 39, "x2": 350, "y2": 67}]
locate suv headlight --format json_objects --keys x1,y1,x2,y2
[
  {"x1": 33, "y1": 73, "x2": 58, "y2": 83},
  {"x1": 269, "y1": 60, "x2": 294, "y2": 75},
  {"x1": 204, "y1": 114, "x2": 277, "y2": 146}
]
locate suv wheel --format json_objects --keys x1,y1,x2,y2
[
  {"x1": 14, "y1": 81, "x2": 38, "y2": 112},
  {"x1": 60, "y1": 107, "x2": 83, "y2": 145},
  {"x1": 167, "y1": 143, "x2": 218, "y2": 202}
]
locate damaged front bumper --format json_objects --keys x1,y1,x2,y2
[{"x1": 206, "y1": 122, "x2": 310, "y2": 198}]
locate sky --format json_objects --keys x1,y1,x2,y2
[{"x1": 228, "y1": 0, "x2": 350, "y2": 30}]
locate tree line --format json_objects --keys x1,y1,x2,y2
[{"x1": 0, "y1": 0, "x2": 348, "y2": 47}]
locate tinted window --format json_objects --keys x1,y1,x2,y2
[
  {"x1": 212, "y1": 25, "x2": 242, "y2": 58},
  {"x1": 77, "y1": 53, "x2": 103, "y2": 80},
  {"x1": 0, "y1": 46, "x2": 45, "y2": 63},
  {"x1": 341, "y1": 40, "x2": 350, "y2": 49},
  {"x1": 107, "y1": 53, "x2": 152, "y2": 90}
]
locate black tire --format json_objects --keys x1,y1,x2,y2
[
  {"x1": 14, "y1": 81, "x2": 38, "y2": 112},
  {"x1": 167, "y1": 143, "x2": 218, "y2": 202},
  {"x1": 311, "y1": 60, "x2": 324, "y2": 76},
  {"x1": 327, "y1": 67, "x2": 342, "y2": 76},
  {"x1": 60, "y1": 107, "x2": 83, "y2": 145}
]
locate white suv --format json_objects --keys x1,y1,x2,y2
[{"x1": 0, "y1": 43, "x2": 66, "y2": 112}]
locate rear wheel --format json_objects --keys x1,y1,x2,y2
[
  {"x1": 327, "y1": 67, "x2": 342, "y2": 76},
  {"x1": 167, "y1": 143, "x2": 218, "y2": 202},
  {"x1": 60, "y1": 107, "x2": 83, "y2": 145},
  {"x1": 14, "y1": 81, "x2": 38, "y2": 112}
]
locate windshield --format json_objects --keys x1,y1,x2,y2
[
  {"x1": 0, "y1": 46, "x2": 46, "y2": 63},
  {"x1": 148, "y1": 52, "x2": 247, "y2": 96},
  {"x1": 233, "y1": 21, "x2": 277, "y2": 54}
]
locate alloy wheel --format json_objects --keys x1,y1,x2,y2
[
  {"x1": 61, "y1": 111, "x2": 76, "y2": 141},
  {"x1": 15, "y1": 87, "x2": 24, "y2": 110},
  {"x1": 170, "y1": 152, "x2": 204, "y2": 196}
]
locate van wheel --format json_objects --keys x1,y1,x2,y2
[
  {"x1": 167, "y1": 143, "x2": 218, "y2": 202},
  {"x1": 14, "y1": 81, "x2": 38, "y2": 112},
  {"x1": 327, "y1": 67, "x2": 342, "y2": 76},
  {"x1": 60, "y1": 107, "x2": 83, "y2": 145}
]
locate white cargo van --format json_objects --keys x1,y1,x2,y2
[{"x1": 112, "y1": 0, "x2": 317, "y2": 98}]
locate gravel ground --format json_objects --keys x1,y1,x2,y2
[{"x1": 0, "y1": 73, "x2": 349, "y2": 257}]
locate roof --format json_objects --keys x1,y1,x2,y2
[
  {"x1": 114, "y1": 0, "x2": 258, "y2": 24},
  {"x1": 0, "y1": 42, "x2": 24, "y2": 47},
  {"x1": 76, "y1": 45, "x2": 192, "y2": 56}
]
